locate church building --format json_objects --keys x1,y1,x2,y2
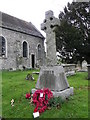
[{"x1": 0, "y1": 12, "x2": 45, "y2": 70}]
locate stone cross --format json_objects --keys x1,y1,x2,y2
[{"x1": 41, "y1": 10, "x2": 60, "y2": 66}]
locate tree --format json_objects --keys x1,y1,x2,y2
[{"x1": 56, "y1": 2, "x2": 90, "y2": 64}]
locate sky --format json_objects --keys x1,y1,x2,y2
[{"x1": 0, "y1": 0, "x2": 73, "y2": 36}]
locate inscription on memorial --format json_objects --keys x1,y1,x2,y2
[{"x1": 40, "y1": 70, "x2": 55, "y2": 90}]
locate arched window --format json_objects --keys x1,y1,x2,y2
[
  {"x1": 23, "y1": 41, "x2": 27, "y2": 57},
  {"x1": 38, "y1": 44, "x2": 41, "y2": 59},
  {"x1": 0, "y1": 36, "x2": 6, "y2": 57}
]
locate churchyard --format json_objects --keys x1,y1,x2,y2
[
  {"x1": 2, "y1": 70, "x2": 88, "y2": 118},
  {"x1": 1, "y1": 2, "x2": 90, "y2": 119}
]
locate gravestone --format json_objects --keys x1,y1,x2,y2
[
  {"x1": 62, "y1": 64, "x2": 76, "y2": 76},
  {"x1": 32, "y1": 10, "x2": 73, "y2": 99},
  {"x1": 82, "y1": 60, "x2": 87, "y2": 72}
]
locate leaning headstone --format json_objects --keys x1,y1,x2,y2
[{"x1": 32, "y1": 10, "x2": 73, "y2": 99}]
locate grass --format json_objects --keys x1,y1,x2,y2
[{"x1": 2, "y1": 70, "x2": 88, "y2": 118}]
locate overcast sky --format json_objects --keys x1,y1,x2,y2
[{"x1": 0, "y1": 0, "x2": 73, "y2": 36}]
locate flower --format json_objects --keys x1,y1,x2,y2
[
  {"x1": 25, "y1": 93, "x2": 31, "y2": 99},
  {"x1": 33, "y1": 88, "x2": 53, "y2": 114},
  {"x1": 34, "y1": 107, "x2": 38, "y2": 112}
]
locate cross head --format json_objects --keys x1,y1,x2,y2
[{"x1": 41, "y1": 10, "x2": 60, "y2": 33}]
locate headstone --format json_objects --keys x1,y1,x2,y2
[
  {"x1": 19, "y1": 65, "x2": 23, "y2": 70},
  {"x1": 62, "y1": 64, "x2": 76, "y2": 76},
  {"x1": 76, "y1": 61, "x2": 82, "y2": 71},
  {"x1": 82, "y1": 60, "x2": 87, "y2": 72},
  {"x1": 32, "y1": 10, "x2": 73, "y2": 99}
]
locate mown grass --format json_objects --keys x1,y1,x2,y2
[{"x1": 2, "y1": 70, "x2": 88, "y2": 118}]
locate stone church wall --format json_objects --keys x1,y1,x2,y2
[{"x1": 1, "y1": 28, "x2": 44, "y2": 70}]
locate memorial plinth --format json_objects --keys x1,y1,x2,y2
[
  {"x1": 36, "y1": 66, "x2": 69, "y2": 91},
  {"x1": 32, "y1": 10, "x2": 73, "y2": 99}
]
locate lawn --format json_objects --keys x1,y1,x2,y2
[{"x1": 2, "y1": 70, "x2": 88, "y2": 118}]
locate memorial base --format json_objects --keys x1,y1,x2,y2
[
  {"x1": 32, "y1": 65, "x2": 74, "y2": 99},
  {"x1": 32, "y1": 87, "x2": 73, "y2": 99}
]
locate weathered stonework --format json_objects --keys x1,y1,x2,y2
[
  {"x1": 33, "y1": 10, "x2": 74, "y2": 99},
  {"x1": 36, "y1": 66, "x2": 69, "y2": 91},
  {"x1": 0, "y1": 12, "x2": 45, "y2": 70},
  {"x1": 41, "y1": 10, "x2": 60, "y2": 66},
  {"x1": 62, "y1": 64, "x2": 76, "y2": 76}
]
